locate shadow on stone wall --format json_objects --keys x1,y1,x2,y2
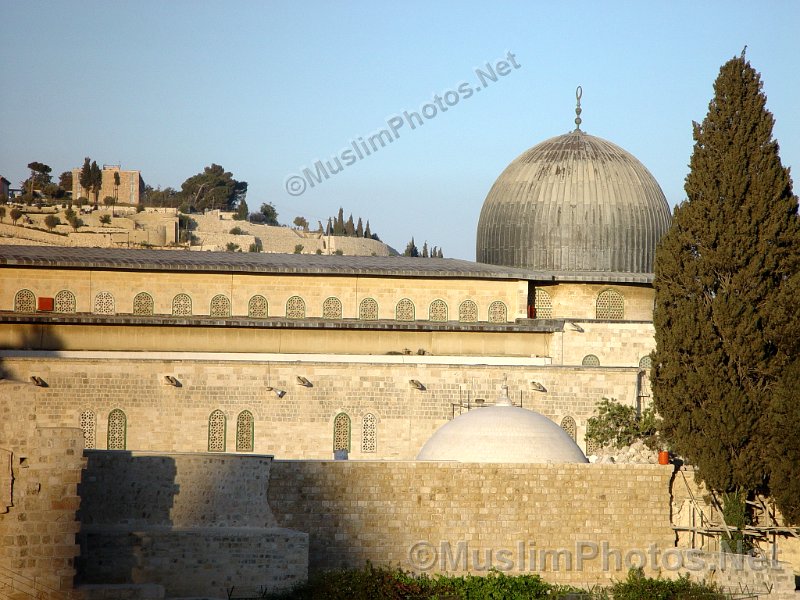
[{"x1": 75, "y1": 452, "x2": 178, "y2": 585}]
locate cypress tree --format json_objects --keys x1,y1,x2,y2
[
  {"x1": 356, "y1": 217, "x2": 364, "y2": 237},
  {"x1": 79, "y1": 157, "x2": 92, "y2": 199},
  {"x1": 421, "y1": 241, "x2": 429, "y2": 258},
  {"x1": 344, "y1": 213, "x2": 355, "y2": 236},
  {"x1": 364, "y1": 221, "x2": 372, "y2": 238},
  {"x1": 651, "y1": 53, "x2": 800, "y2": 522},
  {"x1": 334, "y1": 207, "x2": 345, "y2": 235}
]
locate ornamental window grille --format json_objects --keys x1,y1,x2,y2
[
  {"x1": 80, "y1": 410, "x2": 96, "y2": 449},
  {"x1": 560, "y1": 416, "x2": 577, "y2": 442},
  {"x1": 210, "y1": 294, "x2": 231, "y2": 317},
  {"x1": 236, "y1": 410, "x2": 254, "y2": 452},
  {"x1": 286, "y1": 296, "x2": 305, "y2": 319},
  {"x1": 429, "y1": 299, "x2": 448, "y2": 322},
  {"x1": 534, "y1": 289, "x2": 553, "y2": 319},
  {"x1": 362, "y1": 413, "x2": 377, "y2": 453},
  {"x1": 94, "y1": 292, "x2": 115, "y2": 315},
  {"x1": 395, "y1": 298, "x2": 415, "y2": 321},
  {"x1": 14, "y1": 289, "x2": 35, "y2": 313},
  {"x1": 132, "y1": 292, "x2": 154, "y2": 316},
  {"x1": 458, "y1": 300, "x2": 478, "y2": 323},
  {"x1": 359, "y1": 298, "x2": 378, "y2": 321},
  {"x1": 248, "y1": 295, "x2": 268, "y2": 318},
  {"x1": 488, "y1": 300, "x2": 507, "y2": 323},
  {"x1": 172, "y1": 293, "x2": 192, "y2": 316},
  {"x1": 107, "y1": 409, "x2": 126, "y2": 450},
  {"x1": 639, "y1": 355, "x2": 653, "y2": 369},
  {"x1": 586, "y1": 438, "x2": 600, "y2": 457},
  {"x1": 582, "y1": 354, "x2": 600, "y2": 367},
  {"x1": 323, "y1": 297, "x2": 342, "y2": 319},
  {"x1": 596, "y1": 289, "x2": 624, "y2": 320},
  {"x1": 54, "y1": 290, "x2": 76, "y2": 313},
  {"x1": 208, "y1": 410, "x2": 226, "y2": 452},
  {"x1": 333, "y1": 413, "x2": 351, "y2": 452}
]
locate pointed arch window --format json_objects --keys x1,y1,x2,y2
[
  {"x1": 458, "y1": 300, "x2": 478, "y2": 323},
  {"x1": 14, "y1": 289, "x2": 35, "y2": 313},
  {"x1": 133, "y1": 292, "x2": 154, "y2": 315},
  {"x1": 172, "y1": 293, "x2": 192, "y2": 316},
  {"x1": 236, "y1": 410, "x2": 254, "y2": 452},
  {"x1": 359, "y1": 298, "x2": 378, "y2": 320},
  {"x1": 333, "y1": 413, "x2": 351, "y2": 452},
  {"x1": 54, "y1": 290, "x2": 76, "y2": 313},
  {"x1": 560, "y1": 416, "x2": 577, "y2": 442},
  {"x1": 107, "y1": 409, "x2": 126, "y2": 450},
  {"x1": 94, "y1": 291, "x2": 115, "y2": 315},
  {"x1": 210, "y1": 294, "x2": 231, "y2": 317},
  {"x1": 395, "y1": 298, "x2": 415, "y2": 321},
  {"x1": 208, "y1": 410, "x2": 226, "y2": 452},
  {"x1": 488, "y1": 300, "x2": 507, "y2": 323},
  {"x1": 323, "y1": 297, "x2": 342, "y2": 319},
  {"x1": 248, "y1": 295, "x2": 268, "y2": 318},
  {"x1": 429, "y1": 299, "x2": 448, "y2": 322},
  {"x1": 286, "y1": 296, "x2": 305, "y2": 319}
]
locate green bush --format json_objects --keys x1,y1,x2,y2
[
  {"x1": 585, "y1": 398, "x2": 660, "y2": 451},
  {"x1": 607, "y1": 568, "x2": 724, "y2": 600}
]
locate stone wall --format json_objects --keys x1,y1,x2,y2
[
  {"x1": 77, "y1": 451, "x2": 307, "y2": 597},
  {"x1": 268, "y1": 461, "x2": 675, "y2": 587}
]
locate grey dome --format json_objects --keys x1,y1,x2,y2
[
  {"x1": 476, "y1": 130, "x2": 671, "y2": 273},
  {"x1": 416, "y1": 404, "x2": 588, "y2": 464}
]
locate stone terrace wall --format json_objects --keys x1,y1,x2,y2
[{"x1": 268, "y1": 461, "x2": 674, "y2": 587}]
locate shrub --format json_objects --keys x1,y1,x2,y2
[
  {"x1": 585, "y1": 398, "x2": 660, "y2": 451},
  {"x1": 294, "y1": 244, "x2": 304, "y2": 254},
  {"x1": 229, "y1": 226, "x2": 246, "y2": 235}
]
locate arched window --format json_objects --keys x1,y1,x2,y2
[
  {"x1": 535, "y1": 289, "x2": 553, "y2": 319},
  {"x1": 210, "y1": 294, "x2": 231, "y2": 317},
  {"x1": 286, "y1": 296, "x2": 305, "y2": 319},
  {"x1": 107, "y1": 409, "x2": 126, "y2": 450},
  {"x1": 248, "y1": 295, "x2": 268, "y2": 318},
  {"x1": 458, "y1": 300, "x2": 478, "y2": 323},
  {"x1": 488, "y1": 300, "x2": 507, "y2": 323},
  {"x1": 80, "y1": 410, "x2": 96, "y2": 449},
  {"x1": 429, "y1": 299, "x2": 448, "y2": 322},
  {"x1": 236, "y1": 410, "x2": 254, "y2": 452},
  {"x1": 395, "y1": 298, "x2": 415, "y2": 321},
  {"x1": 582, "y1": 354, "x2": 600, "y2": 367},
  {"x1": 560, "y1": 416, "x2": 577, "y2": 442},
  {"x1": 208, "y1": 410, "x2": 226, "y2": 452},
  {"x1": 333, "y1": 413, "x2": 351, "y2": 452},
  {"x1": 172, "y1": 293, "x2": 192, "y2": 316},
  {"x1": 14, "y1": 289, "x2": 35, "y2": 313},
  {"x1": 132, "y1": 292, "x2": 154, "y2": 316},
  {"x1": 322, "y1": 297, "x2": 342, "y2": 319},
  {"x1": 54, "y1": 290, "x2": 76, "y2": 313},
  {"x1": 596, "y1": 289, "x2": 624, "y2": 320},
  {"x1": 586, "y1": 438, "x2": 600, "y2": 457},
  {"x1": 639, "y1": 355, "x2": 653, "y2": 369},
  {"x1": 94, "y1": 291, "x2": 115, "y2": 315},
  {"x1": 359, "y1": 298, "x2": 378, "y2": 320},
  {"x1": 362, "y1": 413, "x2": 377, "y2": 453}
]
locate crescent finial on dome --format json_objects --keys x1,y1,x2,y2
[{"x1": 574, "y1": 86, "x2": 583, "y2": 131}]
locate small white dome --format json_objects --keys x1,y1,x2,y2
[{"x1": 416, "y1": 405, "x2": 588, "y2": 463}]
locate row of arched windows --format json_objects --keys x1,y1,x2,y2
[
  {"x1": 533, "y1": 288, "x2": 626, "y2": 320},
  {"x1": 13, "y1": 289, "x2": 509, "y2": 323}
]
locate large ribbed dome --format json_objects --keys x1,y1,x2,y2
[{"x1": 476, "y1": 129, "x2": 671, "y2": 273}]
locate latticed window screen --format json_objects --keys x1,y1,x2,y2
[
  {"x1": 333, "y1": 413, "x2": 351, "y2": 451},
  {"x1": 359, "y1": 298, "x2": 378, "y2": 320},
  {"x1": 286, "y1": 296, "x2": 305, "y2": 319},
  {"x1": 395, "y1": 298, "x2": 415, "y2": 321},
  {"x1": 534, "y1": 289, "x2": 553, "y2": 319},
  {"x1": 236, "y1": 410, "x2": 254, "y2": 452},
  {"x1": 586, "y1": 438, "x2": 600, "y2": 456},
  {"x1": 429, "y1": 299, "x2": 448, "y2": 322},
  {"x1": 14, "y1": 290, "x2": 35, "y2": 313},
  {"x1": 596, "y1": 289, "x2": 624, "y2": 319},
  {"x1": 210, "y1": 294, "x2": 231, "y2": 317},
  {"x1": 248, "y1": 295, "x2": 268, "y2": 318},
  {"x1": 458, "y1": 300, "x2": 478, "y2": 323},
  {"x1": 54, "y1": 290, "x2": 76, "y2": 313},
  {"x1": 80, "y1": 410, "x2": 96, "y2": 449},
  {"x1": 361, "y1": 413, "x2": 377, "y2": 453},
  {"x1": 560, "y1": 416, "x2": 577, "y2": 442},
  {"x1": 172, "y1": 293, "x2": 192, "y2": 316},
  {"x1": 132, "y1": 292, "x2": 154, "y2": 315},
  {"x1": 107, "y1": 409, "x2": 126, "y2": 450},
  {"x1": 582, "y1": 354, "x2": 600, "y2": 367},
  {"x1": 323, "y1": 297, "x2": 342, "y2": 319},
  {"x1": 488, "y1": 301, "x2": 507, "y2": 323},
  {"x1": 208, "y1": 410, "x2": 226, "y2": 452},
  {"x1": 639, "y1": 355, "x2": 653, "y2": 369},
  {"x1": 94, "y1": 292, "x2": 115, "y2": 315}
]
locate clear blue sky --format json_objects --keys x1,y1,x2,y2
[{"x1": 2, "y1": 1, "x2": 798, "y2": 259}]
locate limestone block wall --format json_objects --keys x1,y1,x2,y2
[
  {"x1": 0, "y1": 416, "x2": 84, "y2": 593},
  {"x1": 539, "y1": 282, "x2": 655, "y2": 321},
  {"x1": 0, "y1": 353, "x2": 641, "y2": 459},
  {"x1": 268, "y1": 461, "x2": 675, "y2": 587},
  {"x1": 76, "y1": 451, "x2": 307, "y2": 596}
]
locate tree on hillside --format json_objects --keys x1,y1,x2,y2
[
  {"x1": 651, "y1": 53, "x2": 800, "y2": 525},
  {"x1": 259, "y1": 202, "x2": 278, "y2": 225},
  {"x1": 179, "y1": 164, "x2": 247, "y2": 212},
  {"x1": 403, "y1": 237, "x2": 419, "y2": 257},
  {"x1": 10, "y1": 208, "x2": 22, "y2": 225},
  {"x1": 144, "y1": 185, "x2": 180, "y2": 208},
  {"x1": 293, "y1": 216, "x2": 309, "y2": 231},
  {"x1": 99, "y1": 214, "x2": 111, "y2": 227},
  {"x1": 67, "y1": 214, "x2": 84, "y2": 232},
  {"x1": 44, "y1": 215, "x2": 61, "y2": 231},
  {"x1": 24, "y1": 162, "x2": 53, "y2": 196},
  {"x1": 356, "y1": 217, "x2": 364, "y2": 237},
  {"x1": 421, "y1": 241, "x2": 429, "y2": 258},
  {"x1": 90, "y1": 161, "x2": 102, "y2": 204},
  {"x1": 234, "y1": 199, "x2": 249, "y2": 221},
  {"x1": 113, "y1": 171, "x2": 120, "y2": 202},
  {"x1": 59, "y1": 171, "x2": 73, "y2": 195},
  {"x1": 79, "y1": 158, "x2": 92, "y2": 199}
]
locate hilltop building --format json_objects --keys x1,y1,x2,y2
[{"x1": 71, "y1": 164, "x2": 145, "y2": 204}]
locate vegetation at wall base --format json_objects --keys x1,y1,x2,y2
[
  {"x1": 584, "y1": 398, "x2": 660, "y2": 451},
  {"x1": 263, "y1": 565, "x2": 725, "y2": 599}
]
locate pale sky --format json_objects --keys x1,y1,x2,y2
[{"x1": 2, "y1": 1, "x2": 798, "y2": 259}]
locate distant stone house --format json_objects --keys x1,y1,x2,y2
[
  {"x1": 0, "y1": 176, "x2": 10, "y2": 201},
  {"x1": 72, "y1": 164, "x2": 145, "y2": 205}
]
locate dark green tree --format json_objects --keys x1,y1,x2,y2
[
  {"x1": 99, "y1": 214, "x2": 111, "y2": 227},
  {"x1": 59, "y1": 171, "x2": 73, "y2": 195},
  {"x1": 326, "y1": 218, "x2": 333, "y2": 236},
  {"x1": 113, "y1": 171, "x2": 120, "y2": 202},
  {"x1": 10, "y1": 208, "x2": 22, "y2": 225},
  {"x1": 90, "y1": 161, "x2": 102, "y2": 204},
  {"x1": 364, "y1": 220, "x2": 371, "y2": 239},
  {"x1": 44, "y1": 214, "x2": 61, "y2": 231},
  {"x1": 333, "y1": 208, "x2": 345, "y2": 235},
  {"x1": 179, "y1": 164, "x2": 247, "y2": 212},
  {"x1": 651, "y1": 53, "x2": 800, "y2": 523},
  {"x1": 234, "y1": 199, "x2": 249, "y2": 221},
  {"x1": 356, "y1": 217, "x2": 364, "y2": 237},
  {"x1": 344, "y1": 214, "x2": 355, "y2": 236},
  {"x1": 79, "y1": 158, "x2": 92, "y2": 200},
  {"x1": 293, "y1": 216, "x2": 309, "y2": 231},
  {"x1": 24, "y1": 162, "x2": 52, "y2": 195},
  {"x1": 259, "y1": 202, "x2": 278, "y2": 225},
  {"x1": 403, "y1": 237, "x2": 419, "y2": 257}
]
